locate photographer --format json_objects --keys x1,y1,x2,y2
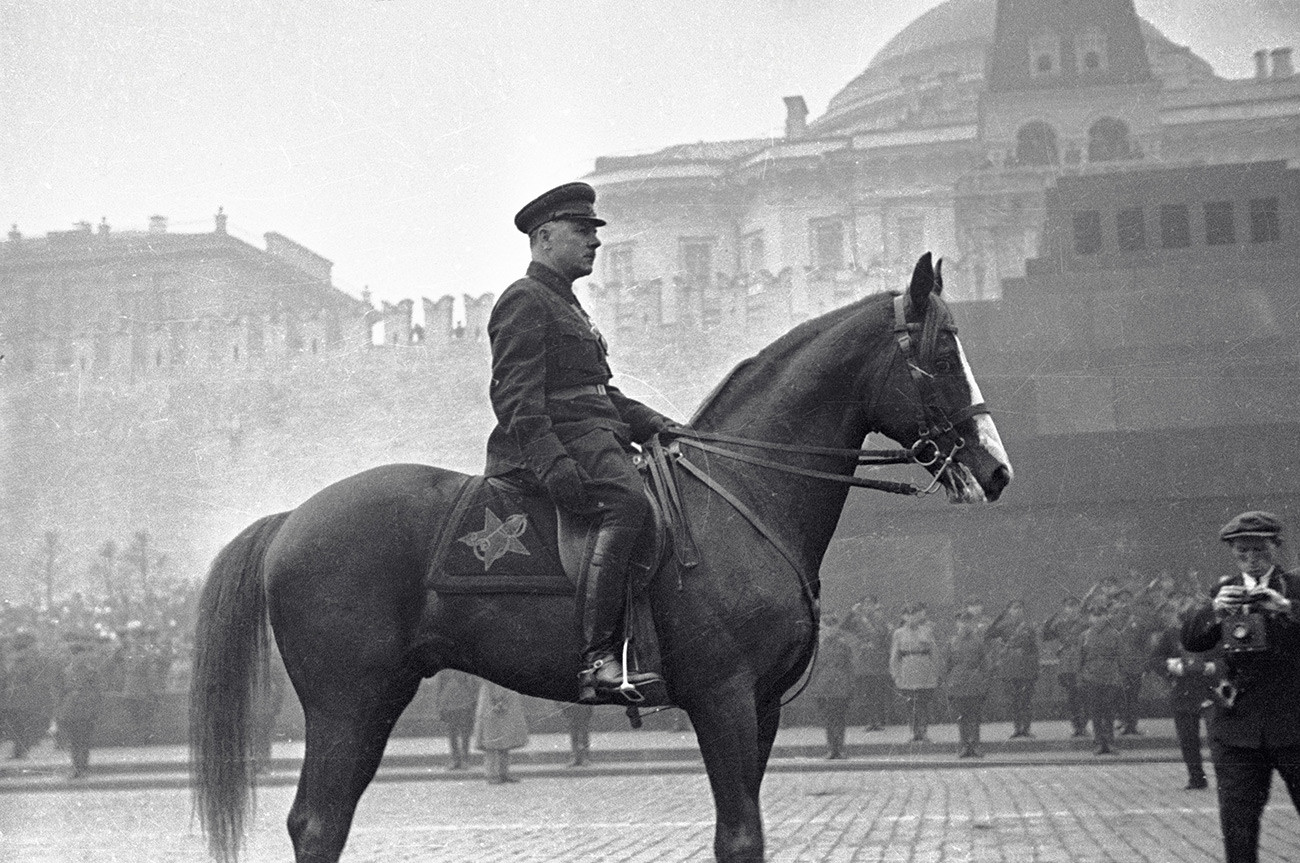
[{"x1": 1182, "y1": 511, "x2": 1300, "y2": 863}]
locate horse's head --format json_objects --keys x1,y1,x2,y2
[{"x1": 874, "y1": 253, "x2": 1012, "y2": 503}]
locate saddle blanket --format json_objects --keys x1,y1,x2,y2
[{"x1": 426, "y1": 476, "x2": 575, "y2": 595}]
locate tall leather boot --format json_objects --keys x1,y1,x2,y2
[{"x1": 577, "y1": 525, "x2": 662, "y2": 703}]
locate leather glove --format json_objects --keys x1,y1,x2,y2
[{"x1": 542, "y1": 457, "x2": 590, "y2": 512}]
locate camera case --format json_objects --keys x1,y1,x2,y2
[{"x1": 1221, "y1": 612, "x2": 1269, "y2": 653}]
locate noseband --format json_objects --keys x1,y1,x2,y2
[{"x1": 891, "y1": 292, "x2": 990, "y2": 473}]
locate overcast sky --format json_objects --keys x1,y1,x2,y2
[{"x1": 2, "y1": 0, "x2": 1297, "y2": 312}]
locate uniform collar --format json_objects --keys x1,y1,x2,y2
[{"x1": 527, "y1": 261, "x2": 577, "y2": 301}]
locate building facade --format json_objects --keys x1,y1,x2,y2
[{"x1": 584, "y1": 0, "x2": 1300, "y2": 355}]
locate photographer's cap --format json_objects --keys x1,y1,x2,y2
[{"x1": 1219, "y1": 510, "x2": 1283, "y2": 542}]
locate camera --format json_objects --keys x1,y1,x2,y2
[{"x1": 1221, "y1": 611, "x2": 1269, "y2": 653}]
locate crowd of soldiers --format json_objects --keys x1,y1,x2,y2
[
  {"x1": 810, "y1": 570, "x2": 1216, "y2": 785},
  {"x1": 0, "y1": 584, "x2": 196, "y2": 777}
]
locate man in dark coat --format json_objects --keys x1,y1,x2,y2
[
  {"x1": 4, "y1": 632, "x2": 54, "y2": 759},
  {"x1": 485, "y1": 182, "x2": 680, "y2": 702},
  {"x1": 1153, "y1": 597, "x2": 1217, "y2": 790},
  {"x1": 1182, "y1": 510, "x2": 1300, "y2": 863},
  {"x1": 810, "y1": 614, "x2": 855, "y2": 759},
  {"x1": 54, "y1": 632, "x2": 108, "y2": 779},
  {"x1": 1042, "y1": 595, "x2": 1089, "y2": 737},
  {"x1": 429, "y1": 669, "x2": 481, "y2": 770},
  {"x1": 848, "y1": 595, "x2": 893, "y2": 731},
  {"x1": 947, "y1": 610, "x2": 992, "y2": 758},
  {"x1": 988, "y1": 599, "x2": 1039, "y2": 739},
  {"x1": 1079, "y1": 602, "x2": 1123, "y2": 755}
]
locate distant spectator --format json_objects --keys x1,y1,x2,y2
[
  {"x1": 113, "y1": 624, "x2": 171, "y2": 745},
  {"x1": 561, "y1": 703, "x2": 594, "y2": 767},
  {"x1": 1152, "y1": 597, "x2": 1217, "y2": 790},
  {"x1": 1079, "y1": 603, "x2": 1124, "y2": 755},
  {"x1": 473, "y1": 680, "x2": 528, "y2": 784},
  {"x1": 809, "y1": 614, "x2": 854, "y2": 760},
  {"x1": 54, "y1": 632, "x2": 110, "y2": 779},
  {"x1": 4, "y1": 632, "x2": 55, "y2": 759},
  {"x1": 1042, "y1": 595, "x2": 1089, "y2": 738},
  {"x1": 989, "y1": 599, "x2": 1040, "y2": 739},
  {"x1": 251, "y1": 649, "x2": 290, "y2": 775},
  {"x1": 947, "y1": 610, "x2": 992, "y2": 758},
  {"x1": 890, "y1": 604, "x2": 939, "y2": 743},
  {"x1": 429, "y1": 670, "x2": 480, "y2": 771},
  {"x1": 848, "y1": 595, "x2": 893, "y2": 732},
  {"x1": 1114, "y1": 587, "x2": 1157, "y2": 736}
]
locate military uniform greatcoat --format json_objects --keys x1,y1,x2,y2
[{"x1": 485, "y1": 262, "x2": 671, "y2": 481}]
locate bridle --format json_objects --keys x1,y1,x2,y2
[{"x1": 889, "y1": 292, "x2": 991, "y2": 493}]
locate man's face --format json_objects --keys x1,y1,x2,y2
[
  {"x1": 1230, "y1": 536, "x2": 1278, "y2": 579},
  {"x1": 542, "y1": 219, "x2": 601, "y2": 280}
]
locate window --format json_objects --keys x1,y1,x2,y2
[
  {"x1": 1029, "y1": 29, "x2": 1059, "y2": 77},
  {"x1": 1204, "y1": 201, "x2": 1236, "y2": 246},
  {"x1": 809, "y1": 218, "x2": 846, "y2": 270},
  {"x1": 1250, "y1": 197, "x2": 1280, "y2": 243},
  {"x1": 1076, "y1": 29, "x2": 1108, "y2": 73},
  {"x1": 679, "y1": 238, "x2": 714, "y2": 288},
  {"x1": 741, "y1": 231, "x2": 765, "y2": 274},
  {"x1": 1116, "y1": 207, "x2": 1145, "y2": 251},
  {"x1": 605, "y1": 243, "x2": 636, "y2": 286},
  {"x1": 1072, "y1": 211, "x2": 1103, "y2": 255},
  {"x1": 1015, "y1": 122, "x2": 1059, "y2": 166},
  {"x1": 1160, "y1": 204, "x2": 1191, "y2": 249},
  {"x1": 1087, "y1": 118, "x2": 1132, "y2": 162}
]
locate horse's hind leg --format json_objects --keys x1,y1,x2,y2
[{"x1": 286, "y1": 668, "x2": 422, "y2": 863}]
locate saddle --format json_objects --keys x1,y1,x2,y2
[{"x1": 426, "y1": 444, "x2": 695, "y2": 707}]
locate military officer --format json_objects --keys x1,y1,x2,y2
[
  {"x1": 485, "y1": 181, "x2": 680, "y2": 703},
  {"x1": 1183, "y1": 511, "x2": 1300, "y2": 863}
]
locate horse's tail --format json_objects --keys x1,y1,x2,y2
[{"x1": 189, "y1": 511, "x2": 291, "y2": 863}]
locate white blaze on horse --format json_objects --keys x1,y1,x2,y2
[{"x1": 189, "y1": 252, "x2": 1011, "y2": 863}]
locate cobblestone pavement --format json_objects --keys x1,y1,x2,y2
[{"x1": 4, "y1": 762, "x2": 1298, "y2": 862}]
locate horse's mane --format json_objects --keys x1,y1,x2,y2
[
  {"x1": 690, "y1": 291, "x2": 896, "y2": 426},
  {"x1": 689, "y1": 288, "x2": 954, "y2": 427}
]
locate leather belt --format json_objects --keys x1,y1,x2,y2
[{"x1": 548, "y1": 383, "x2": 608, "y2": 400}]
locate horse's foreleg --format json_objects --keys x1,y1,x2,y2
[
  {"x1": 287, "y1": 670, "x2": 421, "y2": 863},
  {"x1": 688, "y1": 680, "x2": 766, "y2": 863},
  {"x1": 754, "y1": 698, "x2": 781, "y2": 781}
]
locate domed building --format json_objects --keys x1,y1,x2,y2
[{"x1": 585, "y1": 0, "x2": 1299, "y2": 346}]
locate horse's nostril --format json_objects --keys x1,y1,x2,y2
[{"x1": 985, "y1": 465, "x2": 1012, "y2": 501}]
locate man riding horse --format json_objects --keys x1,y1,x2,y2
[{"x1": 484, "y1": 181, "x2": 679, "y2": 702}]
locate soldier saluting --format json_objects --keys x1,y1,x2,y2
[{"x1": 485, "y1": 182, "x2": 680, "y2": 702}]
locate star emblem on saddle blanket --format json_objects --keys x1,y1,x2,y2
[{"x1": 458, "y1": 508, "x2": 531, "y2": 571}]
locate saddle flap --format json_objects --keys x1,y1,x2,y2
[{"x1": 556, "y1": 476, "x2": 668, "y2": 595}]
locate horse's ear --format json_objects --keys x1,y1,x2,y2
[
  {"x1": 934, "y1": 258, "x2": 944, "y2": 296},
  {"x1": 907, "y1": 252, "x2": 934, "y2": 317}
]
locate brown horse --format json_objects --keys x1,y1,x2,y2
[{"x1": 190, "y1": 253, "x2": 1011, "y2": 863}]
